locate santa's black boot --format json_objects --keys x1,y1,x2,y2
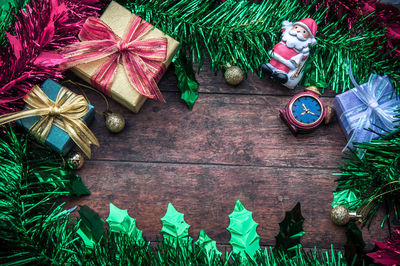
[
  {"x1": 260, "y1": 63, "x2": 274, "y2": 77},
  {"x1": 273, "y1": 72, "x2": 288, "y2": 84}
]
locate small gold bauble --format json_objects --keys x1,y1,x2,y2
[
  {"x1": 324, "y1": 106, "x2": 335, "y2": 124},
  {"x1": 67, "y1": 151, "x2": 85, "y2": 170},
  {"x1": 330, "y1": 205, "x2": 350, "y2": 225},
  {"x1": 224, "y1": 66, "x2": 244, "y2": 86},
  {"x1": 105, "y1": 112, "x2": 125, "y2": 133}
]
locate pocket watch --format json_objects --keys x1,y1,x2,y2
[{"x1": 279, "y1": 86, "x2": 333, "y2": 134}]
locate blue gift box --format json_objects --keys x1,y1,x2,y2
[
  {"x1": 333, "y1": 73, "x2": 400, "y2": 151},
  {"x1": 17, "y1": 79, "x2": 95, "y2": 155}
]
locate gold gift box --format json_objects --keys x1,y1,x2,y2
[{"x1": 71, "y1": 1, "x2": 179, "y2": 113}]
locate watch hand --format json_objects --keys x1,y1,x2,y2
[
  {"x1": 302, "y1": 103, "x2": 308, "y2": 111},
  {"x1": 309, "y1": 111, "x2": 316, "y2": 115},
  {"x1": 300, "y1": 111, "x2": 306, "y2": 116}
]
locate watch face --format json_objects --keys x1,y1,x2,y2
[{"x1": 290, "y1": 95, "x2": 322, "y2": 125}]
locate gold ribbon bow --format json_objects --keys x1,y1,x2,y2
[{"x1": 0, "y1": 85, "x2": 99, "y2": 158}]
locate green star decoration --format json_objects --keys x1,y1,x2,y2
[
  {"x1": 160, "y1": 203, "x2": 192, "y2": 249},
  {"x1": 106, "y1": 203, "x2": 144, "y2": 244},
  {"x1": 227, "y1": 200, "x2": 260, "y2": 260}
]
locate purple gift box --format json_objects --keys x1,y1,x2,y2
[{"x1": 333, "y1": 73, "x2": 400, "y2": 152}]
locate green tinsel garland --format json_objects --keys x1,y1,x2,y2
[
  {"x1": 0, "y1": 127, "x2": 89, "y2": 265},
  {"x1": 333, "y1": 124, "x2": 400, "y2": 228}
]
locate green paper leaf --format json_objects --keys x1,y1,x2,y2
[
  {"x1": 173, "y1": 51, "x2": 199, "y2": 110},
  {"x1": 77, "y1": 205, "x2": 105, "y2": 247},
  {"x1": 195, "y1": 229, "x2": 222, "y2": 260},
  {"x1": 66, "y1": 175, "x2": 90, "y2": 196},
  {"x1": 274, "y1": 202, "x2": 305, "y2": 256},
  {"x1": 344, "y1": 222, "x2": 366, "y2": 265},
  {"x1": 160, "y1": 203, "x2": 192, "y2": 249},
  {"x1": 332, "y1": 189, "x2": 361, "y2": 210},
  {"x1": 106, "y1": 203, "x2": 144, "y2": 244},
  {"x1": 227, "y1": 200, "x2": 260, "y2": 260}
]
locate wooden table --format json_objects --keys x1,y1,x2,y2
[{"x1": 65, "y1": 64, "x2": 388, "y2": 251}]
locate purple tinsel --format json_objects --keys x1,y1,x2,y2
[{"x1": 0, "y1": 0, "x2": 107, "y2": 115}]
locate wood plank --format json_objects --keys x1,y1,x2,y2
[
  {"x1": 65, "y1": 161, "x2": 387, "y2": 250},
  {"x1": 80, "y1": 90, "x2": 347, "y2": 169}
]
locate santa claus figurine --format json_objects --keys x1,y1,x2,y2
[{"x1": 261, "y1": 18, "x2": 317, "y2": 89}]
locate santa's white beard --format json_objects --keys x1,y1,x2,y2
[{"x1": 281, "y1": 28, "x2": 312, "y2": 52}]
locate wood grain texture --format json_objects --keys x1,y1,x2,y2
[
  {"x1": 84, "y1": 91, "x2": 346, "y2": 169},
  {"x1": 64, "y1": 63, "x2": 388, "y2": 251}
]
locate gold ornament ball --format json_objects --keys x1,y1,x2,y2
[
  {"x1": 105, "y1": 112, "x2": 125, "y2": 133},
  {"x1": 67, "y1": 151, "x2": 85, "y2": 170},
  {"x1": 224, "y1": 66, "x2": 244, "y2": 86},
  {"x1": 330, "y1": 205, "x2": 350, "y2": 225}
]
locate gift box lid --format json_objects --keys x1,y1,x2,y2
[{"x1": 17, "y1": 79, "x2": 95, "y2": 155}]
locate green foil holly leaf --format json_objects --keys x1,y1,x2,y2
[
  {"x1": 274, "y1": 202, "x2": 305, "y2": 256},
  {"x1": 173, "y1": 50, "x2": 199, "y2": 110},
  {"x1": 195, "y1": 229, "x2": 222, "y2": 260},
  {"x1": 160, "y1": 203, "x2": 192, "y2": 249},
  {"x1": 77, "y1": 205, "x2": 105, "y2": 248},
  {"x1": 66, "y1": 175, "x2": 91, "y2": 196},
  {"x1": 227, "y1": 200, "x2": 260, "y2": 260},
  {"x1": 106, "y1": 203, "x2": 144, "y2": 244},
  {"x1": 332, "y1": 189, "x2": 361, "y2": 210}
]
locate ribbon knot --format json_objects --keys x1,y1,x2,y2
[
  {"x1": 49, "y1": 105, "x2": 62, "y2": 116},
  {"x1": 340, "y1": 66, "x2": 400, "y2": 155},
  {"x1": 0, "y1": 85, "x2": 99, "y2": 158},
  {"x1": 117, "y1": 40, "x2": 129, "y2": 52},
  {"x1": 60, "y1": 16, "x2": 168, "y2": 102},
  {"x1": 368, "y1": 99, "x2": 379, "y2": 110}
]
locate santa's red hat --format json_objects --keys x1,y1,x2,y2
[{"x1": 294, "y1": 18, "x2": 317, "y2": 39}]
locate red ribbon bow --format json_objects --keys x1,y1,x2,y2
[{"x1": 61, "y1": 16, "x2": 167, "y2": 102}]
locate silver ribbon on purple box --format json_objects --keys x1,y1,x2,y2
[{"x1": 340, "y1": 68, "x2": 400, "y2": 153}]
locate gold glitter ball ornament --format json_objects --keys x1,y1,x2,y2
[
  {"x1": 331, "y1": 206, "x2": 350, "y2": 225},
  {"x1": 67, "y1": 151, "x2": 85, "y2": 170},
  {"x1": 105, "y1": 112, "x2": 125, "y2": 133},
  {"x1": 224, "y1": 66, "x2": 244, "y2": 86}
]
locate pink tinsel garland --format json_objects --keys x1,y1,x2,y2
[
  {"x1": 0, "y1": 0, "x2": 107, "y2": 115},
  {"x1": 301, "y1": 0, "x2": 400, "y2": 57},
  {"x1": 367, "y1": 223, "x2": 400, "y2": 265}
]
